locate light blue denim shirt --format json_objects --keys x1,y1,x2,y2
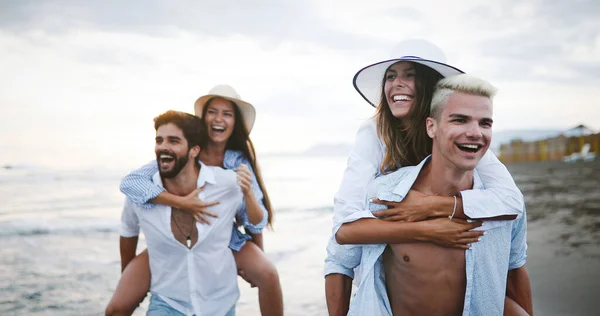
[
  {"x1": 325, "y1": 156, "x2": 528, "y2": 316},
  {"x1": 120, "y1": 150, "x2": 269, "y2": 251}
]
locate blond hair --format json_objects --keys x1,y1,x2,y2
[{"x1": 430, "y1": 74, "x2": 497, "y2": 119}]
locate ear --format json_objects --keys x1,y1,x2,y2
[
  {"x1": 426, "y1": 117, "x2": 436, "y2": 139},
  {"x1": 190, "y1": 145, "x2": 201, "y2": 159}
]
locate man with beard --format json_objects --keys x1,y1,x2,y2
[{"x1": 119, "y1": 110, "x2": 263, "y2": 316}]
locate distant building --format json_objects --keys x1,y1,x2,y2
[{"x1": 499, "y1": 125, "x2": 599, "y2": 164}]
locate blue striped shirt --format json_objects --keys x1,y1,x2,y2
[{"x1": 119, "y1": 150, "x2": 269, "y2": 251}]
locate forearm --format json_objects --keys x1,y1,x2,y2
[
  {"x1": 325, "y1": 274, "x2": 352, "y2": 316},
  {"x1": 243, "y1": 192, "x2": 264, "y2": 225},
  {"x1": 119, "y1": 236, "x2": 139, "y2": 273},
  {"x1": 427, "y1": 195, "x2": 517, "y2": 221},
  {"x1": 120, "y1": 161, "x2": 164, "y2": 207},
  {"x1": 507, "y1": 266, "x2": 533, "y2": 315},
  {"x1": 151, "y1": 191, "x2": 184, "y2": 208},
  {"x1": 336, "y1": 218, "x2": 424, "y2": 244},
  {"x1": 464, "y1": 151, "x2": 524, "y2": 217}
]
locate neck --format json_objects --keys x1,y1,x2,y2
[
  {"x1": 163, "y1": 161, "x2": 200, "y2": 196},
  {"x1": 200, "y1": 142, "x2": 227, "y2": 167},
  {"x1": 420, "y1": 154, "x2": 474, "y2": 197}
]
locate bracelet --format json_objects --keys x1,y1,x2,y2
[{"x1": 448, "y1": 196, "x2": 457, "y2": 219}]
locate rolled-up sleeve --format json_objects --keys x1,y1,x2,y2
[
  {"x1": 461, "y1": 150, "x2": 524, "y2": 219},
  {"x1": 509, "y1": 207, "x2": 528, "y2": 270},
  {"x1": 236, "y1": 157, "x2": 269, "y2": 234},
  {"x1": 120, "y1": 198, "x2": 140, "y2": 238},
  {"x1": 119, "y1": 161, "x2": 164, "y2": 209},
  {"x1": 333, "y1": 119, "x2": 384, "y2": 234},
  {"x1": 325, "y1": 235, "x2": 363, "y2": 278}
]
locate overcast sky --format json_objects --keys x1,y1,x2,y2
[{"x1": 1, "y1": 0, "x2": 599, "y2": 168}]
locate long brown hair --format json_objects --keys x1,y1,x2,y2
[
  {"x1": 376, "y1": 62, "x2": 443, "y2": 174},
  {"x1": 203, "y1": 97, "x2": 274, "y2": 228}
]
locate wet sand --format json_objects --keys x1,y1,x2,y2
[{"x1": 506, "y1": 159, "x2": 600, "y2": 315}]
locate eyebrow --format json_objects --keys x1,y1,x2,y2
[
  {"x1": 449, "y1": 113, "x2": 470, "y2": 119},
  {"x1": 448, "y1": 113, "x2": 494, "y2": 123}
]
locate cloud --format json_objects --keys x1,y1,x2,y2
[
  {"x1": 456, "y1": 0, "x2": 600, "y2": 83},
  {"x1": 0, "y1": 0, "x2": 598, "y2": 168},
  {"x1": 0, "y1": 0, "x2": 388, "y2": 52}
]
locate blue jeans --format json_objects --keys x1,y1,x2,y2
[{"x1": 147, "y1": 294, "x2": 235, "y2": 316}]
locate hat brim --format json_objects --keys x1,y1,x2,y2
[
  {"x1": 353, "y1": 57, "x2": 464, "y2": 107},
  {"x1": 194, "y1": 95, "x2": 256, "y2": 133}
]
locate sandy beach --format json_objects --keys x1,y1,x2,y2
[{"x1": 507, "y1": 159, "x2": 600, "y2": 316}]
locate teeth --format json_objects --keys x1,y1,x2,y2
[
  {"x1": 160, "y1": 154, "x2": 173, "y2": 159},
  {"x1": 393, "y1": 95, "x2": 412, "y2": 102},
  {"x1": 460, "y1": 144, "x2": 479, "y2": 149},
  {"x1": 212, "y1": 126, "x2": 225, "y2": 131}
]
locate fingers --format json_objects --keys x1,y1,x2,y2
[
  {"x1": 370, "y1": 198, "x2": 396, "y2": 207},
  {"x1": 237, "y1": 176, "x2": 251, "y2": 188},
  {"x1": 380, "y1": 215, "x2": 406, "y2": 222},
  {"x1": 451, "y1": 244, "x2": 472, "y2": 250},
  {"x1": 189, "y1": 186, "x2": 205, "y2": 196},
  {"x1": 201, "y1": 200, "x2": 220, "y2": 208},
  {"x1": 199, "y1": 209, "x2": 218, "y2": 218},
  {"x1": 456, "y1": 237, "x2": 480, "y2": 244},
  {"x1": 194, "y1": 214, "x2": 210, "y2": 225},
  {"x1": 467, "y1": 221, "x2": 484, "y2": 230},
  {"x1": 372, "y1": 209, "x2": 397, "y2": 217},
  {"x1": 459, "y1": 231, "x2": 485, "y2": 239},
  {"x1": 236, "y1": 165, "x2": 252, "y2": 178}
]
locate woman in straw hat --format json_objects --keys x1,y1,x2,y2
[
  {"x1": 325, "y1": 40, "x2": 527, "y2": 315},
  {"x1": 106, "y1": 85, "x2": 283, "y2": 316}
]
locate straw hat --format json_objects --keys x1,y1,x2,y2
[
  {"x1": 353, "y1": 39, "x2": 464, "y2": 107},
  {"x1": 193, "y1": 84, "x2": 256, "y2": 132}
]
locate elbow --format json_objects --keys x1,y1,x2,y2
[
  {"x1": 335, "y1": 226, "x2": 351, "y2": 245},
  {"x1": 118, "y1": 180, "x2": 128, "y2": 194},
  {"x1": 249, "y1": 213, "x2": 264, "y2": 225}
]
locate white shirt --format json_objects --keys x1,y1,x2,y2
[
  {"x1": 332, "y1": 118, "x2": 524, "y2": 234},
  {"x1": 120, "y1": 162, "x2": 243, "y2": 316}
]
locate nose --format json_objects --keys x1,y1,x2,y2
[
  {"x1": 465, "y1": 123, "x2": 482, "y2": 139},
  {"x1": 214, "y1": 112, "x2": 224, "y2": 123},
  {"x1": 393, "y1": 76, "x2": 406, "y2": 87},
  {"x1": 155, "y1": 140, "x2": 169, "y2": 152}
]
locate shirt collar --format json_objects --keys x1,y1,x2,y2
[
  {"x1": 152, "y1": 161, "x2": 217, "y2": 188},
  {"x1": 391, "y1": 155, "x2": 431, "y2": 198},
  {"x1": 390, "y1": 155, "x2": 484, "y2": 196}
]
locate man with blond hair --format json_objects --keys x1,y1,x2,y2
[{"x1": 326, "y1": 74, "x2": 532, "y2": 315}]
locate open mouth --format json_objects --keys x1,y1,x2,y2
[
  {"x1": 211, "y1": 125, "x2": 226, "y2": 134},
  {"x1": 158, "y1": 153, "x2": 175, "y2": 165},
  {"x1": 392, "y1": 94, "x2": 413, "y2": 103},
  {"x1": 456, "y1": 143, "x2": 483, "y2": 154}
]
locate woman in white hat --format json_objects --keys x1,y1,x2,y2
[
  {"x1": 325, "y1": 40, "x2": 527, "y2": 314},
  {"x1": 106, "y1": 85, "x2": 283, "y2": 316}
]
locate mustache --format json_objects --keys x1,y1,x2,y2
[{"x1": 156, "y1": 150, "x2": 176, "y2": 158}]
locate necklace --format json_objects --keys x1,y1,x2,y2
[{"x1": 172, "y1": 211, "x2": 192, "y2": 248}]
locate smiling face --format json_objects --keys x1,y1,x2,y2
[
  {"x1": 203, "y1": 97, "x2": 236, "y2": 145},
  {"x1": 383, "y1": 61, "x2": 416, "y2": 118},
  {"x1": 154, "y1": 123, "x2": 195, "y2": 179},
  {"x1": 426, "y1": 91, "x2": 493, "y2": 172}
]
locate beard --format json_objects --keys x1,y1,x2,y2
[{"x1": 156, "y1": 149, "x2": 191, "y2": 179}]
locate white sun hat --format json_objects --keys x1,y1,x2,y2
[
  {"x1": 353, "y1": 39, "x2": 464, "y2": 107},
  {"x1": 193, "y1": 84, "x2": 257, "y2": 132}
]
